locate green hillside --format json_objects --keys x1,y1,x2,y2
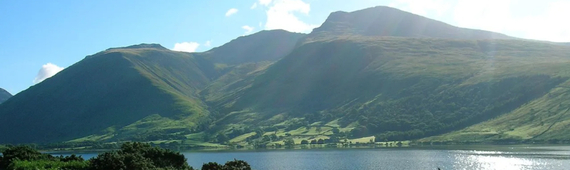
[
  {"x1": 0, "y1": 88, "x2": 10, "y2": 104},
  {"x1": 0, "y1": 29, "x2": 305, "y2": 145},
  {"x1": 422, "y1": 78, "x2": 570, "y2": 143},
  {"x1": 208, "y1": 36, "x2": 570, "y2": 141},
  {"x1": 1, "y1": 6, "x2": 570, "y2": 146},
  {"x1": 0, "y1": 44, "x2": 216, "y2": 144}
]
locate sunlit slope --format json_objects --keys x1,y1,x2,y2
[
  {"x1": 0, "y1": 88, "x2": 11, "y2": 104},
  {"x1": 423, "y1": 80, "x2": 570, "y2": 142},
  {"x1": 211, "y1": 36, "x2": 570, "y2": 141},
  {"x1": 0, "y1": 44, "x2": 216, "y2": 144}
]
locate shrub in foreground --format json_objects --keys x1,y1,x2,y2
[
  {"x1": 0, "y1": 142, "x2": 251, "y2": 170},
  {"x1": 201, "y1": 159, "x2": 251, "y2": 170},
  {"x1": 88, "y1": 142, "x2": 192, "y2": 170}
]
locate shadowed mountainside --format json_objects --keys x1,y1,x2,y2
[{"x1": 0, "y1": 88, "x2": 11, "y2": 104}]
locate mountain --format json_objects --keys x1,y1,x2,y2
[
  {"x1": 302, "y1": 6, "x2": 513, "y2": 44},
  {"x1": 2, "y1": 6, "x2": 570, "y2": 145},
  {"x1": 0, "y1": 88, "x2": 11, "y2": 104},
  {"x1": 0, "y1": 29, "x2": 304, "y2": 144},
  {"x1": 0, "y1": 44, "x2": 220, "y2": 144},
  {"x1": 203, "y1": 6, "x2": 570, "y2": 142},
  {"x1": 200, "y1": 29, "x2": 305, "y2": 65}
]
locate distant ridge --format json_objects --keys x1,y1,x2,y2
[
  {"x1": 201, "y1": 29, "x2": 305, "y2": 65},
  {"x1": 304, "y1": 6, "x2": 513, "y2": 43},
  {"x1": 0, "y1": 88, "x2": 11, "y2": 104}
]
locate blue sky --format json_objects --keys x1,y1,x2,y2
[{"x1": 1, "y1": 0, "x2": 569, "y2": 95}]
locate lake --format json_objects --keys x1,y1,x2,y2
[{"x1": 58, "y1": 145, "x2": 570, "y2": 170}]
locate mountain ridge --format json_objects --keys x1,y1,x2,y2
[
  {"x1": 0, "y1": 88, "x2": 11, "y2": 104},
  {"x1": 2, "y1": 6, "x2": 570, "y2": 145},
  {"x1": 302, "y1": 6, "x2": 513, "y2": 44}
]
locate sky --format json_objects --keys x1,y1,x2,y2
[{"x1": 1, "y1": 0, "x2": 569, "y2": 95}]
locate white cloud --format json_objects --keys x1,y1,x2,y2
[
  {"x1": 453, "y1": 0, "x2": 512, "y2": 33},
  {"x1": 263, "y1": 0, "x2": 318, "y2": 33},
  {"x1": 242, "y1": 25, "x2": 255, "y2": 34},
  {"x1": 204, "y1": 40, "x2": 212, "y2": 47},
  {"x1": 225, "y1": 8, "x2": 239, "y2": 17},
  {"x1": 389, "y1": 0, "x2": 452, "y2": 16},
  {"x1": 172, "y1": 42, "x2": 200, "y2": 52},
  {"x1": 510, "y1": 1, "x2": 570, "y2": 42},
  {"x1": 33, "y1": 63, "x2": 64, "y2": 84},
  {"x1": 251, "y1": 3, "x2": 258, "y2": 9},
  {"x1": 386, "y1": 0, "x2": 570, "y2": 42},
  {"x1": 259, "y1": 0, "x2": 272, "y2": 6}
]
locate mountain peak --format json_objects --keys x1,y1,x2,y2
[
  {"x1": 306, "y1": 6, "x2": 512, "y2": 42},
  {"x1": 202, "y1": 29, "x2": 305, "y2": 64},
  {"x1": 107, "y1": 43, "x2": 168, "y2": 51},
  {"x1": 0, "y1": 88, "x2": 12, "y2": 104}
]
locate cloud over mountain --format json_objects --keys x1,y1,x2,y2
[{"x1": 33, "y1": 63, "x2": 64, "y2": 84}]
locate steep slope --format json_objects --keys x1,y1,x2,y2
[
  {"x1": 0, "y1": 88, "x2": 11, "y2": 104},
  {"x1": 302, "y1": 6, "x2": 513, "y2": 44},
  {"x1": 0, "y1": 44, "x2": 217, "y2": 144},
  {"x1": 423, "y1": 78, "x2": 570, "y2": 143},
  {"x1": 204, "y1": 7, "x2": 570, "y2": 142},
  {"x1": 201, "y1": 30, "x2": 305, "y2": 65},
  {"x1": 210, "y1": 36, "x2": 570, "y2": 140}
]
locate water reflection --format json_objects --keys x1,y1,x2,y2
[
  {"x1": 54, "y1": 146, "x2": 570, "y2": 170},
  {"x1": 451, "y1": 150, "x2": 564, "y2": 170}
]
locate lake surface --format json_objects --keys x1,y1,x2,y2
[{"x1": 59, "y1": 145, "x2": 570, "y2": 170}]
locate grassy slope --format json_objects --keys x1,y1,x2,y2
[
  {"x1": 0, "y1": 45, "x2": 216, "y2": 144},
  {"x1": 208, "y1": 36, "x2": 570, "y2": 141},
  {"x1": 423, "y1": 80, "x2": 570, "y2": 142}
]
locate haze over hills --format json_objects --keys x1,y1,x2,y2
[
  {"x1": 301, "y1": 6, "x2": 514, "y2": 44},
  {"x1": 0, "y1": 88, "x2": 11, "y2": 104},
  {"x1": 1, "y1": 6, "x2": 570, "y2": 145}
]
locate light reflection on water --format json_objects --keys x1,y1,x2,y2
[
  {"x1": 453, "y1": 151, "x2": 538, "y2": 170},
  {"x1": 55, "y1": 146, "x2": 570, "y2": 170}
]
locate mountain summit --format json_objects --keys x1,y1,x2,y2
[
  {"x1": 304, "y1": 6, "x2": 513, "y2": 43},
  {"x1": 0, "y1": 88, "x2": 11, "y2": 104}
]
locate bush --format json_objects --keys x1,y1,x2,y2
[
  {"x1": 0, "y1": 143, "x2": 251, "y2": 170},
  {"x1": 0, "y1": 146, "x2": 53, "y2": 169},
  {"x1": 88, "y1": 142, "x2": 192, "y2": 170},
  {"x1": 201, "y1": 159, "x2": 250, "y2": 170},
  {"x1": 7, "y1": 160, "x2": 88, "y2": 170}
]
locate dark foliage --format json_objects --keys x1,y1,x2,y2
[
  {"x1": 88, "y1": 142, "x2": 192, "y2": 170},
  {"x1": 201, "y1": 159, "x2": 251, "y2": 170}
]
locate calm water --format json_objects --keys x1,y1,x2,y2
[{"x1": 58, "y1": 146, "x2": 570, "y2": 170}]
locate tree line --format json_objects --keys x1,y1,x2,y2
[{"x1": 0, "y1": 142, "x2": 250, "y2": 170}]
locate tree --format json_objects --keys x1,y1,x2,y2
[
  {"x1": 217, "y1": 133, "x2": 229, "y2": 144},
  {"x1": 284, "y1": 138, "x2": 295, "y2": 148},
  {"x1": 223, "y1": 159, "x2": 251, "y2": 170},
  {"x1": 89, "y1": 142, "x2": 192, "y2": 170},
  {"x1": 270, "y1": 134, "x2": 278, "y2": 141},
  {"x1": 0, "y1": 145, "x2": 51, "y2": 169},
  {"x1": 202, "y1": 162, "x2": 223, "y2": 170},
  {"x1": 332, "y1": 127, "x2": 340, "y2": 134},
  {"x1": 201, "y1": 159, "x2": 251, "y2": 170}
]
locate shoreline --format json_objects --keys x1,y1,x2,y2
[{"x1": 42, "y1": 143, "x2": 570, "y2": 154}]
